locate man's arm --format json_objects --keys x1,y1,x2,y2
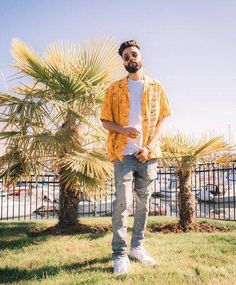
[
  {"x1": 102, "y1": 120, "x2": 140, "y2": 139},
  {"x1": 134, "y1": 117, "x2": 165, "y2": 162},
  {"x1": 101, "y1": 120, "x2": 124, "y2": 134}
]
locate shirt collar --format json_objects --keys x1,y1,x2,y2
[{"x1": 121, "y1": 73, "x2": 154, "y2": 87}]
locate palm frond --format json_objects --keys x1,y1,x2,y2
[
  {"x1": 193, "y1": 136, "x2": 232, "y2": 158},
  {"x1": 160, "y1": 132, "x2": 197, "y2": 167},
  {"x1": 58, "y1": 150, "x2": 113, "y2": 195},
  {"x1": 0, "y1": 91, "x2": 48, "y2": 132},
  {"x1": 11, "y1": 38, "x2": 48, "y2": 82},
  {"x1": 77, "y1": 37, "x2": 124, "y2": 84},
  {"x1": 1, "y1": 37, "x2": 120, "y2": 191},
  {"x1": 215, "y1": 154, "x2": 236, "y2": 165},
  {"x1": 0, "y1": 146, "x2": 41, "y2": 186},
  {"x1": 160, "y1": 132, "x2": 234, "y2": 169},
  {"x1": 0, "y1": 131, "x2": 20, "y2": 141},
  {"x1": 0, "y1": 92, "x2": 23, "y2": 104}
]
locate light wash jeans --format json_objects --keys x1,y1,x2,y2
[{"x1": 112, "y1": 154, "x2": 158, "y2": 259}]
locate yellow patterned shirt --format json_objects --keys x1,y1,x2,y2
[{"x1": 100, "y1": 74, "x2": 171, "y2": 162}]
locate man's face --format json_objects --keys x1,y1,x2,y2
[{"x1": 121, "y1": 46, "x2": 143, "y2": 73}]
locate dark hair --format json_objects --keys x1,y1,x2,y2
[{"x1": 118, "y1": 40, "x2": 140, "y2": 56}]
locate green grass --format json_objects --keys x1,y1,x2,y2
[{"x1": 0, "y1": 216, "x2": 236, "y2": 285}]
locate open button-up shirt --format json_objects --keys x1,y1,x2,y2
[{"x1": 100, "y1": 74, "x2": 171, "y2": 162}]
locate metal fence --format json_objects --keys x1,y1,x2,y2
[{"x1": 0, "y1": 163, "x2": 235, "y2": 221}]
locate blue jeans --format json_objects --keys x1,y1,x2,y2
[{"x1": 112, "y1": 154, "x2": 158, "y2": 259}]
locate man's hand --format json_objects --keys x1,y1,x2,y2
[
  {"x1": 101, "y1": 121, "x2": 141, "y2": 137},
  {"x1": 134, "y1": 146, "x2": 150, "y2": 163},
  {"x1": 123, "y1": 126, "x2": 140, "y2": 139}
]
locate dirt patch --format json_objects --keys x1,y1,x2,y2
[
  {"x1": 147, "y1": 221, "x2": 229, "y2": 234},
  {"x1": 28, "y1": 223, "x2": 112, "y2": 237}
]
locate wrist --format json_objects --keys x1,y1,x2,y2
[
  {"x1": 146, "y1": 144, "x2": 153, "y2": 152},
  {"x1": 122, "y1": 126, "x2": 126, "y2": 134}
]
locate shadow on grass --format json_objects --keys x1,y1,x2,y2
[
  {"x1": 0, "y1": 221, "x2": 111, "y2": 252},
  {"x1": 0, "y1": 256, "x2": 112, "y2": 283},
  {"x1": 28, "y1": 223, "x2": 112, "y2": 238},
  {"x1": 81, "y1": 231, "x2": 110, "y2": 240},
  {"x1": 0, "y1": 222, "x2": 35, "y2": 237},
  {"x1": 0, "y1": 222, "x2": 49, "y2": 251},
  {"x1": 0, "y1": 236, "x2": 49, "y2": 251}
]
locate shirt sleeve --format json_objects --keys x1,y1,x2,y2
[
  {"x1": 100, "y1": 84, "x2": 113, "y2": 122},
  {"x1": 158, "y1": 83, "x2": 171, "y2": 120}
]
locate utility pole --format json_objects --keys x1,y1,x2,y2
[
  {"x1": 0, "y1": 65, "x2": 9, "y2": 94},
  {"x1": 228, "y1": 123, "x2": 231, "y2": 145}
]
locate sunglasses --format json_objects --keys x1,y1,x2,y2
[{"x1": 122, "y1": 51, "x2": 139, "y2": 61}]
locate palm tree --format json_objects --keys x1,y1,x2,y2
[
  {"x1": 0, "y1": 38, "x2": 124, "y2": 228},
  {"x1": 159, "y1": 133, "x2": 233, "y2": 230}
]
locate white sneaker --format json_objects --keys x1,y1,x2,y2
[
  {"x1": 130, "y1": 247, "x2": 156, "y2": 265},
  {"x1": 113, "y1": 255, "x2": 131, "y2": 274}
]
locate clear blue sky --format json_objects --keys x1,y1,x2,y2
[{"x1": 0, "y1": 0, "x2": 236, "y2": 147}]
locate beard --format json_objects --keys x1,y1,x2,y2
[{"x1": 124, "y1": 61, "x2": 142, "y2": 73}]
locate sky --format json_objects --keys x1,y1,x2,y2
[{"x1": 0, "y1": 0, "x2": 236, "y2": 153}]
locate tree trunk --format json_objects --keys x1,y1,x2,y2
[
  {"x1": 57, "y1": 120, "x2": 81, "y2": 227},
  {"x1": 178, "y1": 169, "x2": 196, "y2": 229},
  {"x1": 57, "y1": 177, "x2": 80, "y2": 227}
]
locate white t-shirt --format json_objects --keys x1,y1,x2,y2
[{"x1": 123, "y1": 78, "x2": 144, "y2": 155}]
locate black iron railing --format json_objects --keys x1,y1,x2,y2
[{"x1": 0, "y1": 163, "x2": 235, "y2": 221}]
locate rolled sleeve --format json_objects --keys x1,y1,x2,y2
[{"x1": 100, "y1": 85, "x2": 113, "y2": 122}]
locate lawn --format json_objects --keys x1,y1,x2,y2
[{"x1": 0, "y1": 216, "x2": 236, "y2": 285}]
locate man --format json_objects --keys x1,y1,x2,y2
[{"x1": 100, "y1": 40, "x2": 171, "y2": 274}]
